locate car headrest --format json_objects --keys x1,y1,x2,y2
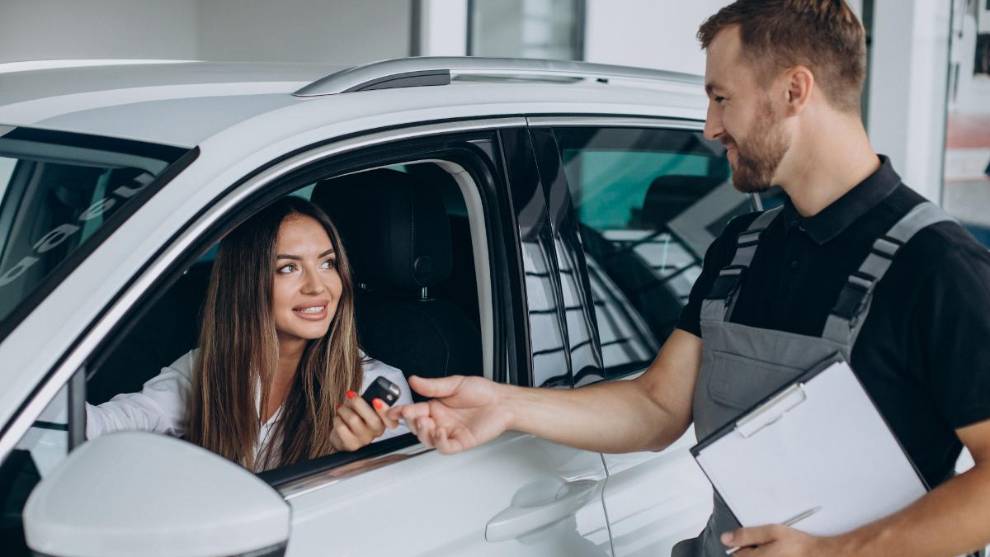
[
  {"x1": 641, "y1": 174, "x2": 725, "y2": 226},
  {"x1": 312, "y1": 168, "x2": 452, "y2": 294}
]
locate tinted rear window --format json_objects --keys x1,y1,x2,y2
[{"x1": 0, "y1": 127, "x2": 191, "y2": 334}]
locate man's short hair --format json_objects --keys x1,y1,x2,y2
[{"x1": 698, "y1": 0, "x2": 866, "y2": 114}]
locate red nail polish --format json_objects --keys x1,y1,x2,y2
[
  {"x1": 373, "y1": 398, "x2": 384, "y2": 410},
  {"x1": 346, "y1": 390, "x2": 357, "y2": 400}
]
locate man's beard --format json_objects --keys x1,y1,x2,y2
[{"x1": 726, "y1": 100, "x2": 788, "y2": 193}]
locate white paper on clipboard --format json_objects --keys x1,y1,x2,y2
[{"x1": 692, "y1": 360, "x2": 927, "y2": 537}]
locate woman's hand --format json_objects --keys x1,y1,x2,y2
[{"x1": 329, "y1": 391, "x2": 400, "y2": 452}]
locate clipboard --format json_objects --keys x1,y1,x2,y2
[{"x1": 690, "y1": 355, "x2": 928, "y2": 537}]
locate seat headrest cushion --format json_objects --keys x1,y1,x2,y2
[{"x1": 312, "y1": 168, "x2": 453, "y2": 293}]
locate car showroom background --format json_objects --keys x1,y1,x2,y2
[{"x1": 1, "y1": 0, "x2": 987, "y2": 245}]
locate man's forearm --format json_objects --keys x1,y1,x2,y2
[
  {"x1": 493, "y1": 329, "x2": 701, "y2": 454},
  {"x1": 496, "y1": 377, "x2": 687, "y2": 453},
  {"x1": 831, "y1": 464, "x2": 990, "y2": 557}
]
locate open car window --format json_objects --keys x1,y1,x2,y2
[{"x1": 83, "y1": 154, "x2": 488, "y2": 477}]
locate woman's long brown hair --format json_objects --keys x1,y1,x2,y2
[{"x1": 186, "y1": 197, "x2": 363, "y2": 471}]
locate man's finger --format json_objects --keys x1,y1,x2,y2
[
  {"x1": 413, "y1": 416, "x2": 436, "y2": 448},
  {"x1": 374, "y1": 401, "x2": 399, "y2": 429},
  {"x1": 722, "y1": 525, "x2": 781, "y2": 548},
  {"x1": 435, "y1": 427, "x2": 465, "y2": 454},
  {"x1": 389, "y1": 402, "x2": 431, "y2": 423},
  {"x1": 409, "y1": 375, "x2": 464, "y2": 399}
]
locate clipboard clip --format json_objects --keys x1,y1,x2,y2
[{"x1": 735, "y1": 383, "x2": 808, "y2": 438}]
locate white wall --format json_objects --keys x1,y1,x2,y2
[
  {"x1": 197, "y1": 0, "x2": 410, "y2": 64},
  {"x1": 0, "y1": 0, "x2": 199, "y2": 63},
  {"x1": 868, "y1": 0, "x2": 952, "y2": 202},
  {"x1": 418, "y1": 0, "x2": 468, "y2": 56},
  {"x1": 583, "y1": 0, "x2": 731, "y2": 75},
  {"x1": 583, "y1": 0, "x2": 861, "y2": 76},
  {"x1": 0, "y1": 0, "x2": 409, "y2": 65}
]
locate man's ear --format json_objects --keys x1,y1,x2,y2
[{"x1": 784, "y1": 65, "x2": 815, "y2": 115}]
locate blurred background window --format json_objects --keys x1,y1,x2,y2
[{"x1": 468, "y1": 0, "x2": 585, "y2": 59}]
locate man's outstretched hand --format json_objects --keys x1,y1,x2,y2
[{"x1": 387, "y1": 375, "x2": 512, "y2": 454}]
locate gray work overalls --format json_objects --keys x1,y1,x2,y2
[{"x1": 673, "y1": 201, "x2": 952, "y2": 557}]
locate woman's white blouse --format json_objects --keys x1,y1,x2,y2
[{"x1": 85, "y1": 350, "x2": 413, "y2": 451}]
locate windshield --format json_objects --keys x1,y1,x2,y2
[{"x1": 0, "y1": 127, "x2": 191, "y2": 332}]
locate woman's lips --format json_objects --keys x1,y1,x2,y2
[{"x1": 293, "y1": 304, "x2": 328, "y2": 321}]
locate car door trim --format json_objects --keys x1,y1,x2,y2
[
  {"x1": 278, "y1": 443, "x2": 435, "y2": 500},
  {"x1": 0, "y1": 117, "x2": 526, "y2": 461},
  {"x1": 526, "y1": 116, "x2": 705, "y2": 130}
]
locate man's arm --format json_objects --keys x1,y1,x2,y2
[
  {"x1": 502, "y1": 329, "x2": 702, "y2": 453},
  {"x1": 390, "y1": 328, "x2": 702, "y2": 454},
  {"x1": 724, "y1": 419, "x2": 990, "y2": 557},
  {"x1": 830, "y1": 418, "x2": 990, "y2": 556}
]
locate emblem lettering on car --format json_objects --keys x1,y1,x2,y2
[{"x1": 0, "y1": 171, "x2": 153, "y2": 289}]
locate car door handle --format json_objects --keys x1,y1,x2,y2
[{"x1": 485, "y1": 479, "x2": 601, "y2": 542}]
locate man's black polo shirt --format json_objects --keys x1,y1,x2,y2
[{"x1": 678, "y1": 156, "x2": 990, "y2": 488}]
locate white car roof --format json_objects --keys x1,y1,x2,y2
[{"x1": 0, "y1": 58, "x2": 709, "y2": 147}]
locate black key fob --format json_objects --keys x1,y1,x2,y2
[{"x1": 361, "y1": 376, "x2": 401, "y2": 407}]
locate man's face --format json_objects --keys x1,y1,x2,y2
[{"x1": 703, "y1": 27, "x2": 789, "y2": 193}]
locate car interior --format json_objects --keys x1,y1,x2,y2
[{"x1": 86, "y1": 160, "x2": 486, "y2": 417}]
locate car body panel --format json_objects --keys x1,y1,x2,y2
[
  {"x1": 282, "y1": 434, "x2": 612, "y2": 556},
  {"x1": 603, "y1": 429, "x2": 714, "y2": 556}
]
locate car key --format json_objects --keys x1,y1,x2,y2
[{"x1": 361, "y1": 375, "x2": 401, "y2": 407}]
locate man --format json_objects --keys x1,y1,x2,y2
[{"x1": 390, "y1": 1, "x2": 990, "y2": 555}]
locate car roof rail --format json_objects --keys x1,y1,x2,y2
[{"x1": 293, "y1": 56, "x2": 703, "y2": 97}]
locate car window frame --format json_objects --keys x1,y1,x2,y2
[
  {"x1": 497, "y1": 127, "x2": 578, "y2": 389},
  {"x1": 527, "y1": 116, "x2": 761, "y2": 384},
  {"x1": 0, "y1": 118, "x2": 528, "y2": 493}
]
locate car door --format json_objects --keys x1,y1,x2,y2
[
  {"x1": 256, "y1": 125, "x2": 609, "y2": 556},
  {"x1": 529, "y1": 117, "x2": 760, "y2": 556},
  {"x1": 0, "y1": 119, "x2": 614, "y2": 557},
  {"x1": 265, "y1": 126, "x2": 612, "y2": 557}
]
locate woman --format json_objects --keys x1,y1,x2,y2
[{"x1": 86, "y1": 197, "x2": 411, "y2": 471}]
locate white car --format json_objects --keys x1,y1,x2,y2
[{"x1": 0, "y1": 57, "x2": 758, "y2": 557}]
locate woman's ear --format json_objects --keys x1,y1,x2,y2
[{"x1": 784, "y1": 65, "x2": 815, "y2": 115}]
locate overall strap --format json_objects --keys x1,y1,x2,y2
[
  {"x1": 700, "y1": 206, "x2": 784, "y2": 323},
  {"x1": 821, "y1": 202, "x2": 955, "y2": 347}
]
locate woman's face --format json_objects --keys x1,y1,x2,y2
[{"x1": 271, "y1": 214, "x2": 343, "y2": 345}]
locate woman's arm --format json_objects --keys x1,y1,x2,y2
[{"x1": 85, "y1": 350, "x2": 196, "y2": 439}]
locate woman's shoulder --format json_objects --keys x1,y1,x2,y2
[
  {"x1": 359, "y1": 353, "x2": 413, "y2": 405},
  {"x1": 166, "y1": 349, "x2": 199, "y2": 378},
  {"x1": 360, "y1": 353, "x2": 406, "y2": 383}
]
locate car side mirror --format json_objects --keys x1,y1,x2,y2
[{"x1": 23, "y1": 432, "x2": 290, "y2": 557}]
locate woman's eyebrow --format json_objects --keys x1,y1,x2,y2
[{"x1": 275, "y1": 248, "x2": 334, "y2": 260}]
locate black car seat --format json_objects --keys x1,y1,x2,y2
[
  {"x1": 637, "y1": 174, "x2": 723, "y2": 227},
  {"x1": 86, "y1": 260, "x2": 211, "y2": 405},
  {"x1": 312, "y1": 168, "x2": 483, "y2": 387}
]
